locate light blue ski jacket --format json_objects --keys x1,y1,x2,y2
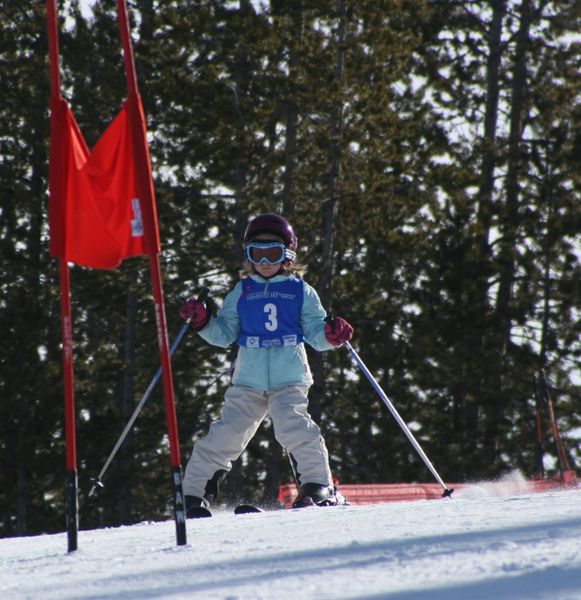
[{"x1": 198, "y1": 274, "x2": 334, "y2": 391}]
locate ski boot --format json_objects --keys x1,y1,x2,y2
[
  {"x1": 184, "y1": 470, "x2": 227, "y2": 518},
  {"x1": 292, "y1": 483, "x2": 343, "y2": 508},
  {"x1": 185, "y1": 495, "x2": 211, "y2": 519}
]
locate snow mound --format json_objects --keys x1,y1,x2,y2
[{"x1": 456, "y1": 469, "x2": 534, "y2": 498}]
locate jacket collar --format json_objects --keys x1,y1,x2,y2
[{"x1": 249, "y1": 273, "x2": 291, "y2": 284}]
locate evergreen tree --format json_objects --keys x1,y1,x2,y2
[
  {"x1": 0, "y1": 1, "x2": 62, "y2": 535},
  {"x1": 1, "y1": 0, "x2": 579, "y2": 537}
]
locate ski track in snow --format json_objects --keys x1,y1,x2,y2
[{"x1": 1, "y1": 488, "x2": 581, "y2": 600}]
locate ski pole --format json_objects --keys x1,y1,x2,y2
[
  {"x1": 541, "y1": 369, "x2": 571, "y2": 477},
  {"x1": 89, "y1": 288, "x2": 209, "y2": 496},
  {"x1": 533, "y1": 375, "x2": 546, "y2": 478},
  {"x1": 343, "y1": 341, "x2": 453, "y2": 498}
]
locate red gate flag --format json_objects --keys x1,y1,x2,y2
[{"x1": 49, "y1": 93, "x2": 161, "y2": 269}]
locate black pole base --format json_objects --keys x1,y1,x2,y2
[
  {"x1": 171, "y1": 466, "x2": 187, "y2": 546},
  {"x1": 66, "y1": 469, "x2": 79, "y2": 552},
  {"x1": 442, "y1": 487, "x2": 454, "y2": 498}
]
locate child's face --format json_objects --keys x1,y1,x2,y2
[{"x1": 251, "y1": 233, "x2": 285, "y2": 278}]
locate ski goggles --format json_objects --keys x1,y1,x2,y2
[{"x1": 245, "y1": 241, "x2": 290, "y2": 265}]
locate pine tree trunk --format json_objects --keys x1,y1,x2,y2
[
  {"x1": 232, "y1": 3, "x2": 252, "y2": 259},
  {"x1": 462, "y1": 0, "x2": 506, "y2": 476},
  {"x1": 477, "y1": 0, "x2": 505, "y2": 235},
  {"x1": 486, "y1": 0, "x2": 532, "y2": 454},
  {"x1": 310, "y1": 0, "x2": 346, "y2": 426},
  {"x1": 537, "y1": 144, "x2": 556, "y2": 371},
  {"x1": 281, "y1": 5, "x2": 302, "y2": 219}
]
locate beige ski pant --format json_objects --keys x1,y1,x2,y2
[{"x1": 183, "y1": 384, "x2": 333, "y2": 499}]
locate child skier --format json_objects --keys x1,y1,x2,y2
[{"x1": 179, "y1": 213, "x2": 353, "y2": 514}]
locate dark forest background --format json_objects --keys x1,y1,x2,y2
[{"x1": 1, "y1": 0, "x2": 580, "y2": 537}]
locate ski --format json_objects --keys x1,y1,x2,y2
[
  {"x1": 186, "y1": 504, "x2": 265, "y2": 518},
  {"x1": 186, "y1": 501, "x2": 342, "y2": 519},
  {"x1": 234, "y1": 504, "x2": 264, "y2": 515},
  {"x1": 186, "y1": 506, "x2": 212, "y2": 519}
]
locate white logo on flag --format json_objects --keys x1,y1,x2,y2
[{"x1": 131, "y1": 198, "x2": 144, "y2": 237}]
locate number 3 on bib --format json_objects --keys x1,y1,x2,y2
[{"x1": 264, "y1": 303, "x2": 278, "y2": 331}]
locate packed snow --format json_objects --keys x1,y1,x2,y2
[{"x1": 2, "y1": 481, "x2": 581, "y2": 599}]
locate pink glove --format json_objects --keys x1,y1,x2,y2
[
  {"x1": 180, "y1": 295, "x2": 211, "y2": 331},
  {"x1": 324, "y1": 316, "x2": 354, "y2": 347}
]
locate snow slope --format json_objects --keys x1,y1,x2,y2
[{"x1": 2, "y1": 485, "x2": 581, "y2": 600}]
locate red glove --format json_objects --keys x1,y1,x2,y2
[
  {"x1": 180, "y1": 295, "x2": 211, "y2": 331},
  {"x1": 324, "y1": 316, "x2": 353, "y2": 347}
]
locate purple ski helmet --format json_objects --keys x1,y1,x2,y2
[{"x1": 243, "y1": 214, "x2": 298, "y2": 261}]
